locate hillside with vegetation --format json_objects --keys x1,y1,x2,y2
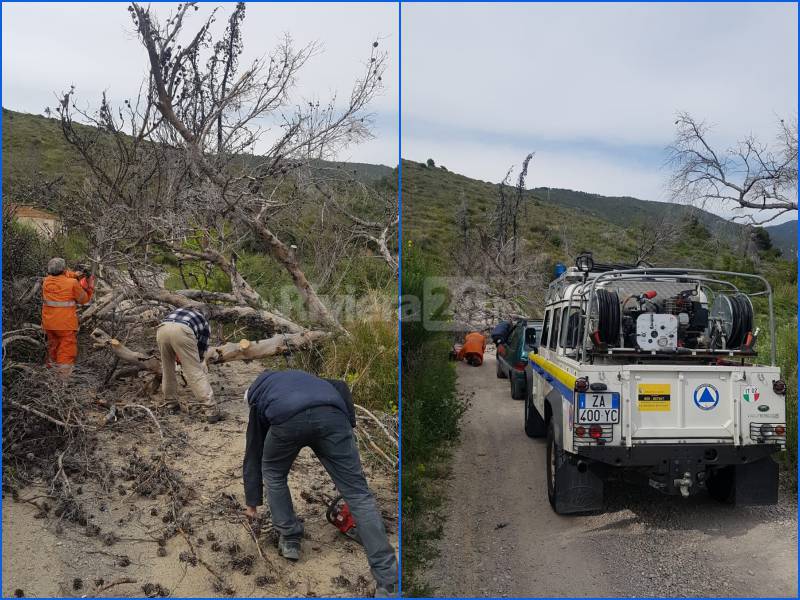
[
  {"x1": 403, "y1": 159, "x2": 794, "y2": 267},
  {"x1": 3, "y1": 108, "x2": 393, "y2": 191}
]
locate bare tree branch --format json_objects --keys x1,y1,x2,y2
[{"x1": 667, "y1": 112, "x2": 798, "y2": 224}]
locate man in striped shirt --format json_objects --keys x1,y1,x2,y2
[{"x1": 156, "y1": 307, "x2": 220, "y2": 423}]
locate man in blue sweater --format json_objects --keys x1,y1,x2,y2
[{"x1": 242, "y1": 369, "x2": 397, "y2": 597}]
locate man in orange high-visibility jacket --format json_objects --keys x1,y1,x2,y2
[
  {"x1": 457, "y1": 331, "x2": 486, "y2": 366},
  {"x1": 41, "y1": 257, "x2": 94, "y2": 379}
]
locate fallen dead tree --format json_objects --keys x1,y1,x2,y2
[{"x1": 90, "y1": 327, "x2": 329, "y2": 375}]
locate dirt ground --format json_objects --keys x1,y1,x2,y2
[
  {"x1": 3, "y1": 362, "x2": 397, "y2": 598},
  {"x1": 422, "y1": 352, "x2": 798, "y2": 598}
]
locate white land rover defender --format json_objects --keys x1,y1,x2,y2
[{"x1": 523, "y1": 253, "x2": 787, "y2": 514}]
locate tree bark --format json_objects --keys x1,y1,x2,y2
[{"x1": 205, "y1": 330, "x2": 328, "y2": 364}]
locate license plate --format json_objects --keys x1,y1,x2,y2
[{"x1": 577, "y1": 393, "x2": 620, "y2": 424}]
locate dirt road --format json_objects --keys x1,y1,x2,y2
[
  {"x1": 3, "y1": 362, "x2": 397, "y2": 598},
  {"x1": 422, "y1": 352, "x2": 797, "y2": 598}
]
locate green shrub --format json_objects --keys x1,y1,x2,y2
[
  {"x1": 295, "y1": 315, "x2": 398, "y2": 414},
  {"x1": 775, "y1": 318, "x2": 797, "y2": 471},
  {"x1": 401, "y1": 246, "x2": 465, "y2": 596},
  {"x1": 2, "y1": 212, "x2": 60, "y2": 359}
]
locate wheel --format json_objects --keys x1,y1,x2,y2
[
  {"x1": 524, "y1": 391, "x2": 546, "y2": 438},
  {"x1": 496, "y1": 357, "x2": 507, "y2": 379},
  {"x1": 511, "y1": 373, "x2": 526, "y2": 400},
  {"x1": 546, "y1": 420, "x2": 565, "y2": 510}
]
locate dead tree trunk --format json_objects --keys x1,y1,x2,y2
[{"x1": 90, "y1": 327, "x2": 327, "y2": 374}]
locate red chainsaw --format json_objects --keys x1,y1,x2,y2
[{"x1": 326, "y1": 495, "x2": 362, "y2": 545}]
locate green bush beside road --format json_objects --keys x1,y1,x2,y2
[{"x1": 401, "y1": 246, "x2": 464, "y2": 596}]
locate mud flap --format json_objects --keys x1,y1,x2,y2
[
  {"x1": 733, "y1": 456, "x2": 779, "y2": 505},
  {"x1": 554, "y1": 461, "x2": 604, "y2": 514}
]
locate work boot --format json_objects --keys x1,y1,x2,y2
[
  {"x1": 374, "y1": 583, "x2": 399, "y2": 598},
  {"x1": 278, "y1": 536, "x2": 301, "y2": 561}
]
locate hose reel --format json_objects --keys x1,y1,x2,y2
[
  {"x1": 591, "y1": 289, "x2": 620, "y2": 346},
  {"x1": 709, "y1": 293, "x2": 753, "y2": 349}
]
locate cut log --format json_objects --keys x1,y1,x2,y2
[
  {"x1": 205, "y1": 331, "x2": 328, "y2": 364},
  {"x1": 90, "y1": 328, "x2": 162, "y2": 375}
]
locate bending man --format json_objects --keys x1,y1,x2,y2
[
  {"x1": 156, "y1": 307, "x2": 220, "y2": 423},
  {"x1": 242, "y1": 369, "x2": 398, "y2": 597}
]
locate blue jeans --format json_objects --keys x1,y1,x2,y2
[{"x1": 262, "y1": 406, "x2": 398, "y2": 587}]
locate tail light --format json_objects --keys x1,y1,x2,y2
[
  {"x1": 574, "y1": 424, "x2": 612, "y2": 445},
  {"x1": 513, "y1": 361, "x2": 527, "y2": 371},
  {"x1": 750, "y1": 422, "x2": 787, "y2": 444},
  {"x1": 575, "y1": 377, "x2": 589, "y2": 392},
  {"x1": 773, "y1": 380, "x2": 787, "y2": 395}
]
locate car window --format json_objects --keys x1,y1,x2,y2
[
  {"x1": 549, "y1": 309, "x2": 561, "y2": 350},
  {"x1": 562, "y1": 308, "x2": 585, "y2": 349},
  {"x1": 540, "y1": 311, "x2": 551, "y2": 348}
]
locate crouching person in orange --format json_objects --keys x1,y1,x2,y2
[
  {"x1": 457, "y1": 331, "x2": 486, "y2": 366},
  {"x1": 42, "y1": 257, "x2": 94, "y2": 379}
]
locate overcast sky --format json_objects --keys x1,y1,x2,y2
[
  {"x1": 402, "y1": 2, "x2": 798, "y2": 223},
  {"x1": 2, "y1": 2, "x2": 398, "y2": 165}
]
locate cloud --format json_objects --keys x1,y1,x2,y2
[
  {"x1": 404, "y1": 135, "x2": 667, "y2": 200},
  {"x1": 403, "y1": 3, "x2": 796, "y2": 146}
]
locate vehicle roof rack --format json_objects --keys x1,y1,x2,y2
[
  {"x1": 591, "y1": 261, "x2": 641, "y2": 272},
  {"x1": 574, "y1": 252, "x2": 641, "y2": 274}
]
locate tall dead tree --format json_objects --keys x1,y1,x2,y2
[
  {"x1": 511, "y1": 152, "x2": 534, "y2": 264},
  {"x1": 494, "y1": 166, "x2": 514, "y2": 252},
  {"x1": 127, "y1": 1, "x2": 387, "y2": 331},
  {"x1": 452, "y1": 153, "x2": 547, "y2": 321},
  {"x1": 668, "y1": 112, "x2": 798, "y2": 225},
  {"x1": 56, "y1": 2, "x2": 388, "y2": 318}
]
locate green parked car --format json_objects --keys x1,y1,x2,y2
[{"x1": 496, "y1": 319, "x2": 543, "y2": 399}]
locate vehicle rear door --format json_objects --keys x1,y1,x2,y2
[{"x1": 622, "y1": 365, "x2": 737, "y2": 443}]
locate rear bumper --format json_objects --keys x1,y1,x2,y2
[{"x1": 575, "y1": 443, "x2": 781, "y2": 468}]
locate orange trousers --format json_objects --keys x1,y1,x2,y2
[{"x1": 45, "y1": 330, "x2": 78, "y2": 367}]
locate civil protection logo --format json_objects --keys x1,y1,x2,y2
[{"x1": 693, "y1": 383, "x2": 720, "y2": 410}]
